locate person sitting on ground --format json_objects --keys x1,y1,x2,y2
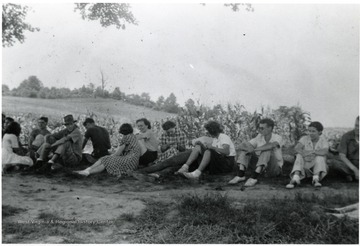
[
  {"x1": 82, "y1": 118, "x2": 111, "y2": 162},
  {"x1": 35, "y1": 114, "x2": 83, "y2": 172},
  {"x1": 73, "y1": 123, "x2": 141, "y2": 178},
  {"x1": 228, "y1": 118, "x2": 283, "y2": 187},
  {"x1": 3, "y1": 116, "x2": 14, "y2": 137},
  {"x1": 2, "y1": 122, "x2": 33, "y2": 173},
  {"x1": 286, "y1": 121, "x2": 329, "y2": 189},
  {"x1": 28, "y1": 117, "x2": 51, "y2": 161},
  {"x1": 329, "y1": 116, "x2": 359, "y2": 181},
  {"x1": 130, "y1": 136, "x2": 213, "y2": 182},
  {"x1": 176, "y1": 121, "x2": 236, "y2": 180},
  {"x1": 135, "y1": 118, "x2": 159, "y2": 167},
  {"x1": 153, "y1": 120, "x2": 186, "y2": 165}
]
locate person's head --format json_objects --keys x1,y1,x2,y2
[
  {"x1": 136, "y1": 118, "x2": 151, "y2": 133},
  {"x1": 83, "y1": 118, "x2": 96, "y2": 130},
  {"x1": 162, "y1": 120, "x2": 176, "y2": 135},
  {"x1": 38, "y1": 117, "x2": 48, "y2": 130},
  {"x1": 119, "y1": 123, "x2": 133, "y2": 135},
  {"x1": 204, "y1": 121, "x2": 223, "y2": 137},
  {"x1": 5, "y1": 117, "x2": 14, "y2": 129},
  {"x1": 5, "y1": 121, "x2": 21, "y2": 137},
  {"x1": 308, "y1": 121, "x2": 323, "y2": 141},
  {"x1": 258, "y1": 118, "x2": 275, "y2": 136},
  {"x1": 355, "y1": 116, "x2": 359, "y2": 134},
  {"x1": 63, "y1": 114, "x2": 77, "y2": 131}
]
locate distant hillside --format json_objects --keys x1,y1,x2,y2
[{"x1": 2, "y1": 96, "x2": 176, "y2": 122}]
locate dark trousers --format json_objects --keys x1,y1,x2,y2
[{"x1": 138, "y1": 149, "x2": 192, "y2": 176}]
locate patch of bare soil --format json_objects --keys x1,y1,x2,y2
[{"x1": 2, "y1": 166, "x2": 359, "y2": 243}]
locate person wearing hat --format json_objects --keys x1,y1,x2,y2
[
  {"x1": 35, "y1": 114, "x2": 83, "y2": 172},
  {"x1": 82, "y1": 118, "x2": 111, "y2": 161}
]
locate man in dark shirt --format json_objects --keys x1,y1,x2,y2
[
  {"x1": 82, "y1": 118, "x2": 111, "y2": 160},
  {"x1": 337, "y1": 116, "x2": 359, "y2": 181}
]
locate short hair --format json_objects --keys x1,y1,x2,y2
[
  {"x1": 5, "y1": 122, "x2": 21, "y2": 136},
  {"x1": 204, "y1": 121, "x2": 223, "y2": 136},
  {"x1": 162, "y1": 121, "x2": 176, "y2": 131},
  {"x1": 136, "y1": 118, "x2": 151, "y2": 129},
  {"x1": 39, "y1": 117, "x2": 48, "y2": 123},
  {"x1": 308, "y1": 121, "x2": 324, "y2": 132},
  {"x1": 259, "y1": 118, "x2": 275, "y2": 130},
  {"x1": 83, "y1": 118, "x2": 95, "y2": 126},
  {"x1": 5, "y1": 117, "x2": 14, "y2": 123},
  {"x1": 119, "y1": 123, "x2": 133, "y2": 135}
]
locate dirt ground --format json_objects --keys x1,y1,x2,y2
[{"x1": 2, "y1": 165, "x2": 359, "y2": 243}]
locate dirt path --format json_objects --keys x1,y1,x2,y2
[{"x1": 2, "y1": 172, "x2": 358, "y2": 243}]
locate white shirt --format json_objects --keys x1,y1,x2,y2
[{"x1": 212, "y1": 133, "x2": 236, "y2": 157}]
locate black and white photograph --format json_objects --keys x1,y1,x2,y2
[{"x1": 2, "y1": 1, "x2": 359, "y2": 244}]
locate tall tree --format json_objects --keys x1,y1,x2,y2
[
  {"x1": 2, "y1": 4, "x2": 40, "y2": 47},
  {"x1": 163, "y1": 93, "x2": 179, "y2": 113}
]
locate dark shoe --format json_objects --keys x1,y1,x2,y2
[
  {"x1": 51, "y1": 163, "x2": 63, "y2": 172},
  {"x1": 345, "y1": 175, "x2": 354, "y2": 182},
  {"x1": 36, "y1": 162, "x2": 51, "y2": 174},
  {"x1": 131, "y1": 172, "x2": 156, "y2": 183}
]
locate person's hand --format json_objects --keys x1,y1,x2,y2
[
  {"x1": 304, "y1": 153, "x2": 315, "y2": 162},
  {"x1": 204, "y1": 142, "x2": 213, "y2": 149}
]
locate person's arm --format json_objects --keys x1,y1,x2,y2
[
  {"x1": 314, "y1": 148, "x2": 328, "y2": 156},
  {"x1": 339, "y1": 153, "x2": 359, "y2": 179},
  {"x1": 82, "y1": 137, "x2": 89, "y2": 149},
  {"x1": 237, "y1": 141, "x2": 255, "y2": 152},
  {"x1": 294, "y1": 142, "x2": 308, "y2": 156},
  {"x1": 177, "y1": 132, "x2": 186, "y2": 152},
  {"x1": 29, "y1": 130, "x2": 36, "y2": 147},
  {"x1": 205, "y1": 143, "x2": 230, "y2": 155},
  {"x1": 112, "y1": 144, "x2": 126, "y2": 156},
  {"x1": 255, "y1": 142, "x2": 280, "y2": 152}
]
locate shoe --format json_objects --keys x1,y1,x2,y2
[
  {"x1": 286, "y1": 176, "x2": 301, "y2": 189},
  {"x1": 183, "y1": 170, "x2": 201, "y2": 180},
  {"x1": 175, "y1": 165, "x2": 189, "y2": 175},
  {"x1": 148, "y1": 173, "x2": 160, "y2": 179},
  {"x1": 346, "y1": 175, "x2": 354, "y2": 182},
  {"x1": 313, "y1": 179, "x2": 322, "y2": 187},
  {"x1": 286, "y1": 183, "x2": 295, "y2": 189},
  {"x1": 228, "y1": 176, "x2": 246, "y2": 185},
  {"x1": 51, "y1": 163, "x2": 63, "y2": 172},
  {"x1": 244, "y1": 178, "x2": 258, "y2": 187}
]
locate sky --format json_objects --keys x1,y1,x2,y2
[{"x1": 2, "y1": 3, "x2": 359, "y2": 127}]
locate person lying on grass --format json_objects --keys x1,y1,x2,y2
[
  {"x1": 135, "y1": 118, "x2": 159, "y2": 167},
  {"x1": 2, "y1": 121, "x2": 33, "y2": 173},
  {"x1": 228, "y1": 118, "x2": 284, "y2": 187},
  {"x1": 176, "y1": 121, "x2": 236, "y2": 180},
  {"x1": 130, "y1": 136, "x2": 213, "y2": 182},
  {"x1": 34, "y1": 115, "x2": 83, "y2": 173},
  {"x1": 73, "y1": 123, "x2": 141, "y2": 178},
  {"x1": 286, "y1": 121, "x2": 329, "y2": 189}
]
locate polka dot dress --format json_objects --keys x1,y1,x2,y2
[{"x1": 102, "y1": 134, "x2": 141, "y2": 177}]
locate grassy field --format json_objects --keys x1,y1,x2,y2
[{"x1": 2, "y1": 96, "x2": 175, "y2": 122}]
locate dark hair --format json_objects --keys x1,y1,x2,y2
[
  {"x1": 136, "y1": 118, "x2": 151, "y2": 129},
  {"x1": 39, "y1": 117, "x2": 48, "y2": 123},
  {"x1": 308, "y1": 121, "x2": 323, "y2": 133},
  {"x1": 5, "y1": 117, "x2": 15, "y2": 123},
  {"x1": 162, "y1": 121, "x2": 176, "y2": 131},
  {"x1": 83, "y1": 118, "x2": 95, "y2": 126},
  {"x1": 357, "y1": 116, "x2": 359, "y2": 121},
  {"x1": 119, "y1": 123, "x2": 133, "y2": 135},
  {"x1": 204, "y1": 121, "x2": 223, "y2": 136},
  {"x1": 259, "y1": 118, "x2": 275, "y2": 130},
  {"x1": 5, "y1": 122, "x2": 21, "y2": 136}
]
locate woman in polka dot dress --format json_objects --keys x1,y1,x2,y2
[{"x1": 74, "y1": 123, "x2": 141, "y2": 178}]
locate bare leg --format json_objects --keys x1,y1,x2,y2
[
  {"x1": 196, "y1": 150, "x2": 211, "y2": 172},
  {"x1": 184, "y1": 145, "x2": 202, "y2": 166}
]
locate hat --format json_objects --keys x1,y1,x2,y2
[
  {"x1": 63, "y1": 114, "x2": 77, "y2": 125},
  {"x1": 83, "y1": 118, "x2": 95, "y2": 126}
]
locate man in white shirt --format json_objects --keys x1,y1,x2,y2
[{"x1": 229, "y1": 118, "x2": 283, "y2": 187}]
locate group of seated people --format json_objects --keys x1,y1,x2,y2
[{"x1": 2, "y1": 113, "x2": 359, "y2": 189}]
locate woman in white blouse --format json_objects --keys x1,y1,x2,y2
[{"x1": 176, "y1": 121, "x2": 236, "y2": 180}]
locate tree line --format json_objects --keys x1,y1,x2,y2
[{"x1": 2, "y1": 75, "x2": 182, "y2": 113}]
